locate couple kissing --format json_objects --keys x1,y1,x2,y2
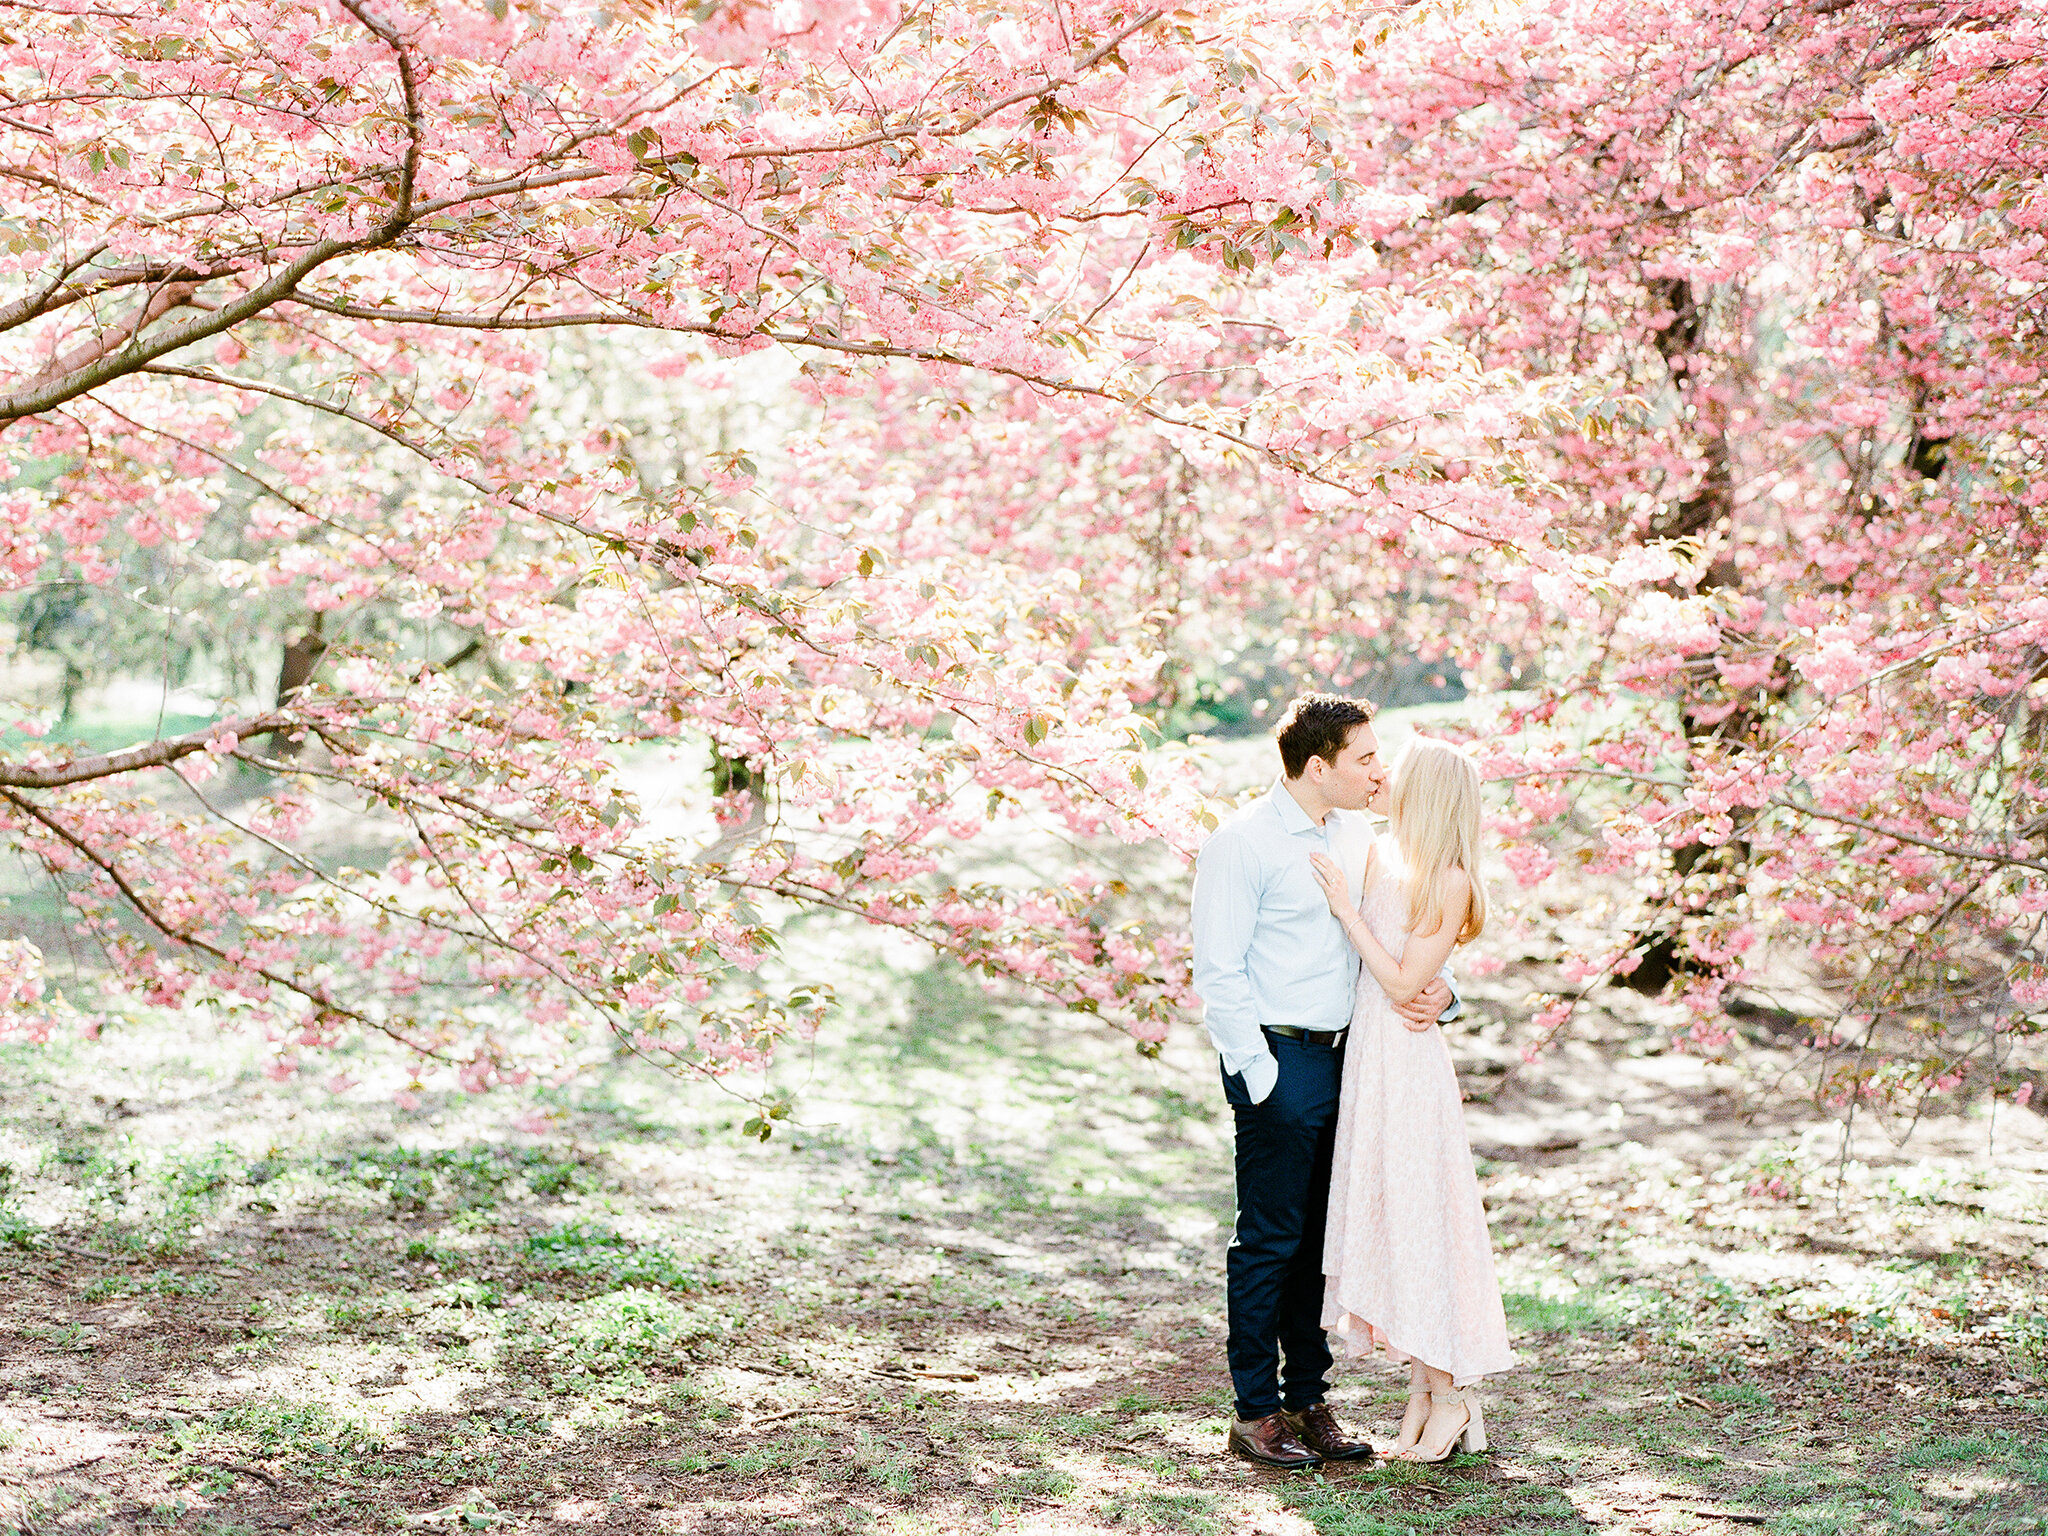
[{"x1": 1191, "y1": 693, "x2": 1515, "y2": 1469}]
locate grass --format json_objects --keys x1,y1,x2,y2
[
  {"x1": 1501, "y1": 1289, "x2": 1623, "y2": 1335},
  {"x1": 521, "y1": 1219, "x2": 709, "y2": 1290},
  {"x1": 0, "y1": 943, "x2": 2044, "y2": 1535},
  {"x1": 321, "y1": 1143, "x2": 596, "y2": 1211},
  {"x1": 206, "y1": 1399, "x2": 385, "y2": 1459}
]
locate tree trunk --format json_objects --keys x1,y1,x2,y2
[{"x1": 273, "y1": 614, "x2": 326, "y2": 757}]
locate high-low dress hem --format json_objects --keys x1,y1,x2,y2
[{"x1": 1323, "y1": 1309, "x2": 1518, "y2": 1391}]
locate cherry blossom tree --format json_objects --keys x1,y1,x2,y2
[
  {"x1": 1328, "y1": 0, "x2": 2048, "y2": 1112},
  {"x1": 0, "y1": 0, "x2": 1554, "y2": 1106},
  {"x1": 1, "y1": 0, "x2": 2041, "y2": 1123}
]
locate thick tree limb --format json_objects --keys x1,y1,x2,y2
[
  {"x1": 0, "y1": 237, "x2": 353, "y2": 424},
  {"x1": 30, "y1": 279, "x2": 203, "y2": 385},
  {"x1": 0, "y1": 713, "x2": 285, "y2": 788}
]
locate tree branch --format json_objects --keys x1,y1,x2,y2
[
  {"x1": 0, "y1": 236, "x2": 354, "y2": 424},
  {"x1": 30, "y1": 278, "x2": 203, "y2": 385},
  {"x1": 720, "y1": 10, "x2": 1164, "y2": 161},
  {"x1": 0, "y1": 713, "x2": 284, "y2": 788},
  {"x1": 335, "y1": 0, "x2": 424, "y2": 227},
  {"x1": 0, "y1": 784, "x2": 456, "y2": 1063}
]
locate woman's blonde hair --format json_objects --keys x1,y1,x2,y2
[{"x1": 1388, "y1": 737, "x2": 1488, "y2": 945}]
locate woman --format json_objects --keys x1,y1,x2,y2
[{"x1": 1308, "y1": 736, "x2": 1515, "y2": 1463}]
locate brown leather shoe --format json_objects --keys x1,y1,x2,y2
[
  {"x1": 1227, "y1": 1410, "x2": 1323, "y2": 1469},
  {"x1": 1286, "y1": 1401, "x2": 1376, "y2": 1462}
]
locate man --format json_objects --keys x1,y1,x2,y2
[{"x1": 1191, "y1": 693, "x2": 1457, "y2": 1469}]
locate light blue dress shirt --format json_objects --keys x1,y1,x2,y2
[
  {"x1": 1190, "y1": 779, "x2": 1374, "y2": 1105},
  {"x1": 1191, "y1": 778, "x2": 1459, "y2": 1105}
]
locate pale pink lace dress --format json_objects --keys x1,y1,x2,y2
[{"x1": 1321, "y1": 844, "x2": 1516, "y2": 1387}]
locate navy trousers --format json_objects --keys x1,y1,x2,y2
[{"x1": 1222, "y1": 1029, "x2": 1343, "y2": 1421}]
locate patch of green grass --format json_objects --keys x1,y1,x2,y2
[
  {"x1": 207, "y1": 1398, "x2": 383, "y2": 1459},
  {"x1": 1100, "y1": 1489, "x2": 1222, "y2": 1534},
  {"x1": 509, "y1": 1286, "x2": 737, "y2": 1383},
  {"x1": 1107, "y1": 1388, "x2": 1171, "y2": 1414},
  {"x1": 1703, "y1": 1380, "x2": 1772, "y2": 1408},
  {"x1": 0, "y1": 1206, "x2": 44, "y2": 1250},
  {"x1": 849, "y1": 1426, "x2": 923, "y2": 1495},
  {"x1": 521, "y1": 1220, "x2": 707, "y2": 1290},
  {"x1": 428, "y1": 1277, "x2": 505, "y2": 1309},
  {"x1": 1503, "y1": 1290, "x2": 1619, "y2": 1334},
  {"x1": 402, "y1": 1236, "x2": 464, "y2": 1266},
  {"x1": 998, "y1": 1466, "x2": 1076, "y2": 1501},
  {"x1": 1048, "y1": 1410, "x2": 1116, "y2": 1438},
  {"x1": 1764, "y1": 1497, "x2": 1887, "y2": 1536},
  {"x1": 27, "y1": 1140, "x2": 267, "y2": 1251},
  {"x1": 1903, "y1": 1434, "x2": 2001, "y2": 1469},
  {"x1": 1756, "y1": 1466, "x2": 1848, "y2": 1504},
  {"x1": 1898, "y1": 1427, "x2": 2048, "y2": 1490},
  {"x1": 323, "y1": 1296, "x2": 376, "y2": 1327},
  {"x1": 1282, "y1": 1469, "x2": 1581, "y2": 1536},
  {"x1": 323, "y1": 1144, "x2": 597, "y2": 1213},
  {"x1": 84, "y1": 1268, "x2": 220, "y2": 1302}
]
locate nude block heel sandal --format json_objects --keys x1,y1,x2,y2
[
  {"x1": 1402, "y1": 1387, "x2": 1487, "y2": 1463},
  {"x1": 1459, "y1": 1393, "x2": 1487, "y2": 1454}
]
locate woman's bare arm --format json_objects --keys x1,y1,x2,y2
[{"x1": 1309, "y1": 853, "x2": 1469, "y2": 1006}]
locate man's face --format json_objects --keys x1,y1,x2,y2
[{"x1": 1315, "y1": 722, "x2": 1388, "y2": 812}]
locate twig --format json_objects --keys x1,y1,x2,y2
[
  {"x1": 1614, "y1": 1503, "x2": 1765, "y2": 1525},
  {"x1": 38, "y1": 1453, "x2": 108, "y2": 1478},
  {"x1": 1676, "y1": 1393, "x2": 1717, "y2": 1411},
  {"x1": 742, "y1": 1405, "x2": 859, "y2": 1428},
  {"x1": 35, "y1": 1244, "x2": 144, "y2": 1265}
]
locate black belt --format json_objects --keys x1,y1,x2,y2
[{"x1": 1265, "y1": 1025, "x2": 1346, "y2": 1048}]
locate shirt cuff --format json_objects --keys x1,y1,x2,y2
[{"x1": 1233, "y1": 1051, "x2": 1278, "y2": 1105}]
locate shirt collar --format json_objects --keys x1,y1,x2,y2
[{"x1": 1268, "y1": 776, "x2": 1324, "y2": 836}]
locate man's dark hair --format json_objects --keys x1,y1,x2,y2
[{"x1": 1275, "y1": 693, "x2": 1378, "y2": 779}]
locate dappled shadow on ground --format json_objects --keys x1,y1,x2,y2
[{"x1": 3, "y1": 947, "x2": 2047, "y2": 1535}]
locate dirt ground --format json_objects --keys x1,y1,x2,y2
[{"x1": 3, "y1": 921, "x2": 2046, "y2": 1536}]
